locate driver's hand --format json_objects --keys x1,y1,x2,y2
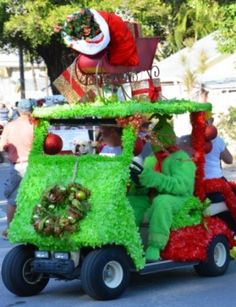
[
  {"x1": 130, "y1": 156, "x2": 144, "y2": 185},
  {"x1": 139, "y1": 156, "x2": 158, "y2": 188}
]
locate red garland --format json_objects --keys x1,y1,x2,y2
[
  {"x1": 204, "y1": 178, "x2": 236, "y2": 221},
  {"x1": 116, "y1": 114, "x2": 145, "y2": 132},
  {"x1": 161, "y1": 217, "x2": 236, "y2": 261},
  {"x1": 229, "y1": 181, "x2": 236, "y2": 192},
  {"x1": 191, "y1": 112, "x2": 206, "y2": 201}
]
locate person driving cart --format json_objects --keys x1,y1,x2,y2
[{"x1": 129, "y1": 117, "x2": 196, "y2": 262}]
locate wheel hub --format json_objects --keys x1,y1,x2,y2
[
  {"x1": 22, "y1": 258, "x2": 44, "y2": 285},
  {"x1": 214, "y1": 242, "x2": 226, "y2": 267},
  {"x1": 102, "y1": 261, "x2": 124, "y2": 288}
]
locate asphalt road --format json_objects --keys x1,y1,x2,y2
[{"x1": 1, "y1": 160, "x2": 236, "y2": 307}]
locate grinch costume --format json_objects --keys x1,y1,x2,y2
[{"x1": 129, "y1": 119, "x2": 196, "y2": 261}]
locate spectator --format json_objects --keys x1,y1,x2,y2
[
  {"x1": 138, "y1": 121, "x2": 153, "y2": 159},
  {"x1": 99, "y1": 126, "x2": 122, "y2": 156},
  {"x1": 205, "y1": 116, "x2": 233, "y2": 200},
  {"x1": 9, "y1": 101, "x2": 20, "y2": 121},
  {"x1": 0, "y1": 99, "x2": 35, "y2": 239},
  {"x1": 204, "y1": 116, "x2": 236, "y2": 231},
  {"x1": 0, "y1": 103, "x2": 9, "y2": 126}
]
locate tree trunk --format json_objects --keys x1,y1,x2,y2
[
  {"x1": 19, "y1": 44, "x2": 25, "y2": 98},
  {"x1": 30, "y1": 60, "x2": 38, "y2": 91},
  {"x1": 37, "y1": 36, "x2": 76, "y2": 94}
]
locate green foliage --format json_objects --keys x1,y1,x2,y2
[
  {"x1": 218, "y1": 107, "x2": 236, "y2": 140},
  {"x1": 0, "y1": 0, "x2": 10, "y2": 46},
  {"x1": 3, "y1": 1, "x2": 80, "y2": 48},
  {"x1": 215, "y1": 3, "x2": 236, "y2": 53},
  {"x1": 171, "y1": 0, "x2": 220, "y2": 52}
]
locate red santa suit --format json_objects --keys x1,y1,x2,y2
[{"x1": 62, "y1": 9, "x2": 139, "y2": 67}]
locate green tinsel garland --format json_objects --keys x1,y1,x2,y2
[
  {"x1": 9, "y1": 124, "x2": 145, "y2": 269},
  {"x1": 172, "y1": 197, "x2": 209, "y2": 230},
  {"x1": 8, "y1": 99, "x2": 213, "y2": 270},
  {"x1": 33, "y1": 99, "x2": 212, "y2": 120}
]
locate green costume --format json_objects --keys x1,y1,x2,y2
[{"x1": 129, "y1": 119, "x2": 196, "y2": 261}]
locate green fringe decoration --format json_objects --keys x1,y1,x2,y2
[
  {"x1": 8, "y1": 99, "x2": 213, "y2": 270},
  {"x1": 33, "y1": 99, "x2": 212, "y2": 119},
  {"x1": 172, "y1": 197, "x2": 209, "y2": 230},
  {"x1": 8, "y1": 124, "x2": 145, "y2": 269}
]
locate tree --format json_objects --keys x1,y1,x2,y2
[
  {"x1": 0, "y1": 0, "x2": 234, "y2": 95},
  {"x1": 0, "y1": 0, "x2": 126, "y2": 93},
  {"x1": 215, "y1": 3, "x2": 236, "y2": 53},
  {"x1": 219, "y1": 107, "x2": 236, "y2": 141}
]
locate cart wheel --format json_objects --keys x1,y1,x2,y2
[
  {"x1": 194, "y1": 235, "x2": 230, "y2": 277},
  {"x1": 1, "y1": 245, "x2": 49, "y2": 296},
  {"x1": 81, "y1": 247, "x2": 130, "y2": 300}
]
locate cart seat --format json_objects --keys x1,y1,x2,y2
[{"x1": 204, "y1": 201, "x2": 228, "y2": 216}]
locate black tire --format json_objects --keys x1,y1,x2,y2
[
  {"x1": 194, "y1": 235, "x2": 230, "y2": 277},
  {"x1": 81, "y1": 246, "x2": 131, "y2": 300},
  {"x1": 1, "y1": 245, "x2": 49, "y2": 296}
]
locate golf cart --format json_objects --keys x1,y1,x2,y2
[{"x1": 2, "y1": 99, "x2": 236, "y2": 300}]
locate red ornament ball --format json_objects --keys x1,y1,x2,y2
[
  {"x1": 133, "y1": 137, "x2": 144, "y2": 156},
  {"x1": 205, "y1": 141, "x2": 213, "y2": 154},
  {"x1": 205, "y1": 125, "x2": 218, "y2": 141},
  {"x1": 44, "y1": 133, "x2": 63, "y2": 155}
]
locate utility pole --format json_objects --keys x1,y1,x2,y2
[{"x1": 19, "y1": 44, "x2": 25, "y2": 98}]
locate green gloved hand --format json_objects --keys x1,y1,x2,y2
[{"x1": 139, "y1": 156, "x2": 162, "y2": 188}]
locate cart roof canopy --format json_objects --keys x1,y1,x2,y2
[{"x1": 33, "y1": 99, "x2": 212, "y2": 120}]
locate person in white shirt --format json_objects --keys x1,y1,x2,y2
[
  {"x1": 205, "y1": 135, "x2": 233, "y2": 180},
  {"x1": 204, "y1": 117, "x2": 236, "y2": 231}
]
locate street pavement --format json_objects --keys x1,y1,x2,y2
[{"x1": 1, "y1": 160, "x2": 236, "y2": 306}]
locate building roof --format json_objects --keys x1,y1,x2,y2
[
  {"x1": 157, "y1": 33, "x2": 236, "y2": 89},
  {"x1": 199, "y1": 53, "x2": 236, "y2": 89}
]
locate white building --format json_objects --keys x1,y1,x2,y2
[
  {"x1": 0, "y1": 52, "x2": 52, "y2": 106},
  {"x1": 156, "y1": 33, "x2": 236, "y2": 138}
]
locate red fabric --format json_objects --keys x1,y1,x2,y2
[
  {"x1": 134, "y1": 137, "x2": 145, "y2": 156},
  {"x1": 154, "y1": 146, "x2": 179, "y2": 172},
  {"x1": 99, "y1": 11, "x2": 139, "y2": 66}
]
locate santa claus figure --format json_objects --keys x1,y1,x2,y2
[{"x1": 55, "y1": 8, "x2": 139, "y2": 67}]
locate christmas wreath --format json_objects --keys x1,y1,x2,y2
[
  {"x1": 54, "y1": 8, "x2": 101, "y2": 40},
  {"x1": 32, "y1": 183, "x2": 91, "y2": 237}
]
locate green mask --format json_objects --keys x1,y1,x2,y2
[{"x1": 152, "y1": 118, "x2": 176, "y2": 152}]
